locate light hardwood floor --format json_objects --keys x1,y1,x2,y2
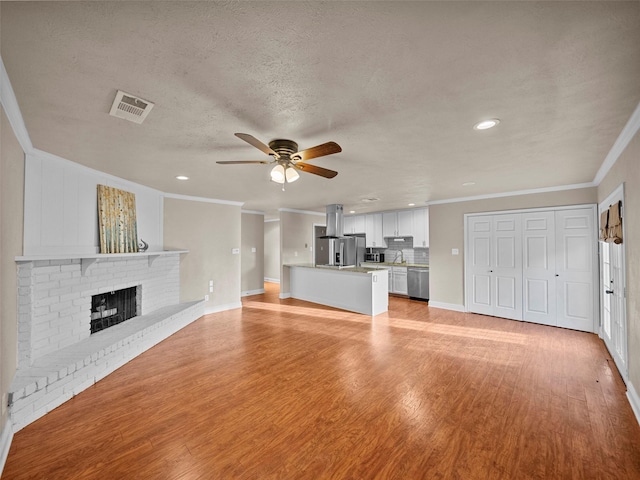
[{"x1": 3, "y1": 282, "x2": 640, "y2": 479}]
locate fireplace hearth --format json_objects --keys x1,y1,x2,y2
[{"x1": 91, "y1": 286, "x2": 139, "y2": 334}]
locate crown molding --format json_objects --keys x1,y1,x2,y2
[
  {"x1": 0, "y1": 55, "x2": 34, "y2": 154},
  {"x1": 241, "y1": 209, "x2": 265, "y2": 215},
  {"x1": 163, "y1": 192, "x2": 244, "y2": 207},
  {"x1": 425, "y1": 182, "x2": 595, "y2": 206},
  {"x1": 593, "y1": 101, "x2": 640, "y2": 186},
  {"x1": 278, "y1": 208, "x2": 325, "y2": 216}
]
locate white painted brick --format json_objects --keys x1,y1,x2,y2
[
  {"x1": 50, "y1": 286, "x2": 72, "y2": 297},
  {"x1": 50, "y1": 301, "x2": 73, "y2": 313},
  {"x1": 50, "y1": 271, "x2": 72, "y2": 281},
  {"x1": 34, "y1": 265, "x2": 61, "y2": 274}
]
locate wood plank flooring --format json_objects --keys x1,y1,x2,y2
[{"x1": 4, "y1": 282, "x2": 640, "y2": 479}]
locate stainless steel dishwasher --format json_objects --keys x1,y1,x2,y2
[{"x1": 407, "y1": 267, "x2": 429, "y2": 301}]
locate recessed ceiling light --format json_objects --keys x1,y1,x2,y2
[
  {"x1": 473, "y1": 119, "x2": 500, "y2": 130},
  {"x1": 462, "y1": 182, "x2": 476, "y2": 186},
  {"x1": 349, "y1": 210, "x2": 356, "y2": 214},
  {"x1": 408, "y1": 203, "x2": 415, "y2": 207},
  {"x1": 176, "y1": 175, "x2": 189, "y2": 180}
]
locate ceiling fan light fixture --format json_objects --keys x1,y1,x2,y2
[
  {"x1": 270, "y1": 164, "x2": 285, "y2": 183},
  {"x1": 285, "y1": 167, "x2": 300, "y2": 183}
]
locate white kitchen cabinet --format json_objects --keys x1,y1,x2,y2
[
  {"x1": 362, "y1": 263, "x2": 392, "y2": 293},
  {"x1": 382, "y1": 212, "x2": 397, "y2": 237},
  {"x1": 413, "y1": 208, "x2": 429, "y2": 247},
  {"x1": 392, "y1": 266, "x2": 408, "y2": 295},
  {"x1": 382, "y1": 210, "x2": 414, "y2": 238},
  {"x1": 365, "y1": 213, "x2": 385, "y2": 248},
  {"x1": 344, "y1": 214, "x2": 365, "y2": 234},
  {"x1": 397, "y1": 211, "x2": 414, "y2": 237}
]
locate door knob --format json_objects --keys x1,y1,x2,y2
[{"x1": 605, "y1": 290, "x2": 614, "y2": 295}]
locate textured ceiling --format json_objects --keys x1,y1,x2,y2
[{"x1": 2, "y1": 1, "x2": 639, "y2": 216}]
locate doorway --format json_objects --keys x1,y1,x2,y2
[{"x1": 599, "y1": 185, "x2": 628, "y2": 382}]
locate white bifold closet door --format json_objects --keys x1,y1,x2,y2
[
  {"x1": 467, "y1": 207, "x2": 596, "y2": 332},
  {"x1": 467, "y1": 214, "x2": 522, "y2": 321}
]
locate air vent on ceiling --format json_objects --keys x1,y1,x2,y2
[{"x1": 109, "y1": 90, "x2": 154, "y2": 124}]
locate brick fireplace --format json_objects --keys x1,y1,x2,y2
[{"x1": 9, "y1": 251, "x2": 204, "y2": 431}]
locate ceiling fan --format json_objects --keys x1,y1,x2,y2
[{"x1": 217, "y1": 133, "x2": 342, "y2": 190}]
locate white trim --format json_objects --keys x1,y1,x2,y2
[
  {"x1": 279, "y1": 292, "x2": 291, "y2": 299},
  {"x1": 0, "y1": 418, "x2": 14, "y2": 478},
  {"x1": 264, "y1": 218, "x2": 280, "y2": 223},
  {"x1": 627, "y1": 382, "x2": 640, "y2": 427},
  {"x1": 599, "y1": 183, "x2": 625, "y2": 213},
  {"x1": 594, "y1": 101, "x2": 640, "y2": 186},
  {"x1": 163, "y1": 192, "x2": 244, "y2": 207},
  {"x1": 425, "y1": 182, "x2": 594, "y2": 206},
  {"x1": 463, "y1": 203, "x2": 597, "y2": 219},
  {"x1": 242, "y1": 209, "x2": 265, "y2": 215},
  {"x1": 241, "y1": 288, "x2": 265, "y2": 297},
  {"x1": 428, "y1": 301, "x2": 466, "y2": 312},
  {"x1": 264, "y1": 277, "x2": 280, "y2": 283},
  {"x1": 278, "y1": 208, "x2": 325, "y2": 217},
  {"x1": 0, "y1": 55, "x2": 34, "y2": 154},
  {"x1": 204, "y1": 302, "x2": 242, "y2": 315}
]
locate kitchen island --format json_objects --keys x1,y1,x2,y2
[{"x1": 284, "y1": 264, "x2": 388, "y2": 316}]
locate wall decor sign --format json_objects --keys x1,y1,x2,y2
[{"x1": 97, "y1": 185, "x2": 139, "y2": 253}]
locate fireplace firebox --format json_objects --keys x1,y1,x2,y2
[{"x1": 91, "y1": 286, "x2": 139, "y2": 334}]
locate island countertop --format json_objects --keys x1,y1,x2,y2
[
  {"x1": 284, "y1": 263, "x2": 387, "y2": 274},
  {"x1": 283, "y1": 264, "x2": 388, "y2": 316}
]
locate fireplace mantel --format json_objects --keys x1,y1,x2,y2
[{"x1": 16, "y1": 250, "x2": 188, "y2": 275}]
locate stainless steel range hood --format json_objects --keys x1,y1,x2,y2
[{"x1": 320, "y1": 204, "x2": 344, "y2": 238}]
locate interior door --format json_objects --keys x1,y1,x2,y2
[
  {"x1": 600, "y1": 232, "x2": 628, "y2": 380},
  {"x1": 555, "y1": 208, "x2": 596, "y2": 332},
  {"x1": 522, "y1": 211, "x2": 556, "y2": 326},
  {"x1": 492, "y1": 214, "x2": 522, "y2": 321},
  {"x1": 466, "y1": 215, "x2": 494, "y2": 316}
]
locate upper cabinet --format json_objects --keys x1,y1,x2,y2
[
  {"x1": 365, "y1": 213, "x2": 385, "y2": 247},
  {"x1": 349, "y1": 208, "x2": 429, "y2": 248},
  {"x1": 382, "y1": 210, "x2": 414, "y2": 237},
  {"x1": 397, "y1": 211, "x2": 413, "y2": 236},
  {"x1": 413, "y1": 208, "x2": 429, "y2": 248},
  {"x1": 344, "y1": 214, "x2": 365, "y2": 234},
  {"x1": 382, "y1": 212, "x2": 397, "y2": 237}
]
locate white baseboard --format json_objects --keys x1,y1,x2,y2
[
  {"x1": 279, "y1": 292, "x2": 291, "y2": 299},
  {"x1": 0, "y1": 417, "x2": 14, "y2": 477},
  {"x1": 264, "y1": 277, "x2": 280, "y2": 284},
  {"x1": 428, "y1": 301, "x2": 466, "y2": 312},
  {"x1": 241, "y1": 289, "x2": 265, "y2": 297},
  {"x1": 204, "y1": 302, "x2": 243, "y2": 315},
  {"x1": 627, "y1": 381, "x2": 640, "y2": 427}
]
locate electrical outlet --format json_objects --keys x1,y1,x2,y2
[
  {"x1": 452, "y1": 248, "x2": 459, "y2": 255},
  {"x1": 232, "y1": 248, "x2": 240, "y2": 254},
  {"x1": 205, "y1": 294, "x2": 209, "y2": 302},
  {"x1": 209, "y1": 286, "x2": 213, "y2": 292},
  {"x1": 251, "y1": 247, "x2": 256, "y2": 253},
  {"x1": 294, "y1": 251, "x2": 298, "y2": 257}
]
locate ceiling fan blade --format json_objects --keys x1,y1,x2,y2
[
  {"x1": 235, "y1": 133, "x2": 280, "y2": 158},
  {"x1": 292, "y1": 141, "x2": 341, "y2": 162},
  {"x1": 216, "y1": 160, "x2": 270, "y2": 165},
  {"x1": 293, "y1": 162, "x2": 338, "y2": 179}
]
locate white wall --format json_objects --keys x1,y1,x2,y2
[
  {"x1": 264, "y1": 220, "x2": 280, "y2": 282},
  {"x1": 23, "y1": 151, "x2": 163, "y2": 255}
]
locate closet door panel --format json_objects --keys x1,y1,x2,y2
[
  {"x1": 555, "y1": 208, "x2": 596, "y2": 332},
  {"x1": 492, "y1": 214, "x2": 522, "y2": 320},
  {"x1": 522, "y1": 211, "x2": 556, "y2": 326},
  {"x1": 466, "y1": 216, "x2": 494, "y2": 316}
]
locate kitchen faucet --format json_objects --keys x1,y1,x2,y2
[{"x1": 394, "y1": 250, "x2": 404, "y2": 264}]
